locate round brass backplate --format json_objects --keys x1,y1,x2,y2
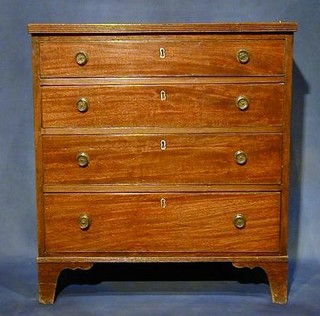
[{"x1": 233, "y1": 214, "x2": 246, "y2": 229}]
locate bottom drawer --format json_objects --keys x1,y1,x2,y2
[{"x1": 44, "y1": 193, "x2": 280, "y2": 253}]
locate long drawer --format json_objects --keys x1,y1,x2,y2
[
  {"x1": 39, "y1": 38, "x2": 285, "y2": 77},
  {"x1": 42, "y1": 84, "x2": 284, "y2": 128},
  {"x1": 44, "y1": 193, "x2": 280, "y2": 253},
  {"x1": 43, "y1": 134, "x2": 282, "y2": 185}
]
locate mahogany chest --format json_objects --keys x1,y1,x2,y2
[{"x1": 28, "y1": 22, "x2": 297, "y2": 304}]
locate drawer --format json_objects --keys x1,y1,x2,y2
[
  {"x1": 44, "y1": 193, "x2": 280, "y2": 253},
  {"x1": 39, "y1": 38, "x2": 285, "y2": 77},
  {"x1": 42, "y1": 84, "x2": 284, "y2": 128},
  {"x1": 43, "y1": 134, "x2": 282, "y2": 185}
]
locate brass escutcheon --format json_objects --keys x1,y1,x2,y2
[
  {"x1": 159, "y1": 47, "x2": 166, "y2": 59},
  {"x1": 160, "y1": 139, "x2": 167, "y2": 150},
  {"x1": 160, "y1": 197, "x2": 167, "y2": 208},
  {"x1": 160, "y1": 90, "x2": 166, "y2": 101}
]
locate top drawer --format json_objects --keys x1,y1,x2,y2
[{"x1": 39, "y1": 37, "x2": 286, "y2": 78}]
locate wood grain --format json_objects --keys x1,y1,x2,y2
[
  {"x1": 40, "y1": 76, "x2": 285, "y2": 86},
  {"x1": 29, "y1": 23, "x2": 297, "y2": 304},
  {"x1": 44, "y1": 193, "x2": 280, "y2": 253},
  {"x1": 43, "y1": 184, "x2": 282, "y2": 193},
  {"x1": 42, "y1": 84, "x2": 284, "y2": 128},
  {"x1": 39, "y1": 38, "x2": 285, "y2": 77},
  {"x1": 233, "y1": 260, "x2": 288, "y2": 304},
  {"x1": 42, "y1": 134, "x2": 282, "y2": 185},
  {"x1": 37, "y1": 34, "x2": 288, "y2": 43},
  {"x1": 38, "y1": 261, "x2": 93, "y2": 304},
  {"x1": 38, "y1": 255, "x2": 288, "y2": 263},
  {"x1": 28, "y1": 22, "x2": 298, "y2": 34},
  {"x1": 279, "y1": 34, "x2": 294, "y2": 255},
  {"x1": 31, "y1": 36, "x2": 46, "y2": 256},
  {"x1": 41, "y1": 126, "x2": 283, "y2": 135}
]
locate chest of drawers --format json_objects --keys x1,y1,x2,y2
[{"x1": 28, "y1": 22, "x2": 297, "y2": 304}]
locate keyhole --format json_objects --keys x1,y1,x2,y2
[
  {"x1": 160, "y1": 90, "x2": 166, "y2": 101},
  {"x1": 160, "y1": 139, "x2": 167, "y2": 150},
  {"x1": 160, "y1": 198, "x2": 167, "y2": 208},
  {"x1": 160, "y1": 47, "x2": 166, "y2": 59}
]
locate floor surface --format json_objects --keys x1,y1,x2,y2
[{"x1": 0, "y1": 258, "x2": 319, "y2": 315}]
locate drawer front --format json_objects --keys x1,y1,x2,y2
[
  {"x1": 39, "y1": 38, "x2": 285, "y2": 77},
  {"x1": 42, "y1": 84, "x2": 284, "y2": 128},
  {"x1": 44, "y1": 193, "x2": 280, "y2": 253},
  {"x1": 43, "y1": 134, "x2": 282, "y2": 185}
]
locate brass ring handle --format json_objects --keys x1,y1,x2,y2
[
  {"x1": 78, "y1": 214, "x2": 92, "y2": 230},
  {"x1": 234, "y1": 150, "x2": 247, "y2": 165},
  {"x1": 237, "y1": 49, "x2": 250, "y2": 64},
  {"x1": 77, "y1": 152, "x2": 89, "y2": 167},
  {"x1": 77, "y1": 97, "x2": 89, "y2": 113},
  {"x1": 233, "y1": 214, "x2": 246, "y2": 229},
  {"x1": 235, "y1": 95, "x2": 249, "y2": 111},
  {"x1": 75, "y1": 52, "x2": 88, "y2": 66}
]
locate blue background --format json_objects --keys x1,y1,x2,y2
[{"x1": 0, "y1": 0, "x2": 319, "y2": 315}]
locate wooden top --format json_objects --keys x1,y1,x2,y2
[{"x1": 28, "y1": 22, "x2": 298, "y2": 34}]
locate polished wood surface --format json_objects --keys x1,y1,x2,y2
[
  {"x1": 44, "y1": 193, "x2": 280, "y2": 253},
  {"x1": 29, "y1": 23, "x2": 297, "y2": 304},
  {"x1": 41, "y1": 126, "x2": 283, "y2": 135},
  {"x1": 40, "y1": 76, "x2": 285, "y2": 86},
  {"x1": 31, "y1": 36, "x2": 46, "y2": 256},
  {"x1": 38, "y1": 261, "x2": 93, "y2": 304},
  {"x1": 43, "y1": 184, "x2": 282, "y2": 193},
  {"x1": 28, "y1": 22, "x2": 298, "y2": 34},
  {"x1": 43, "y1": 134, "x2": 282, "y2": 185},
  {"x1": 38, "y1": 255, "x2": 288, "y2": 263},
  {"x1": 280, "y1": 35, "x2": 294, "y2": 255},
  {"x1": 42, "y1": 84, "x2": 284, "y2": 128},
  {"x1": 39, "y1": 38, "x2": 285, "y2": 77},
  {"x1": 233, "y1": 260, "x2": 288, "y2": 304}
]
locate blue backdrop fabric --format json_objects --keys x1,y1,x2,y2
[{"x1": 0, "y1": 0, "x2": 319, "y2": 315}]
